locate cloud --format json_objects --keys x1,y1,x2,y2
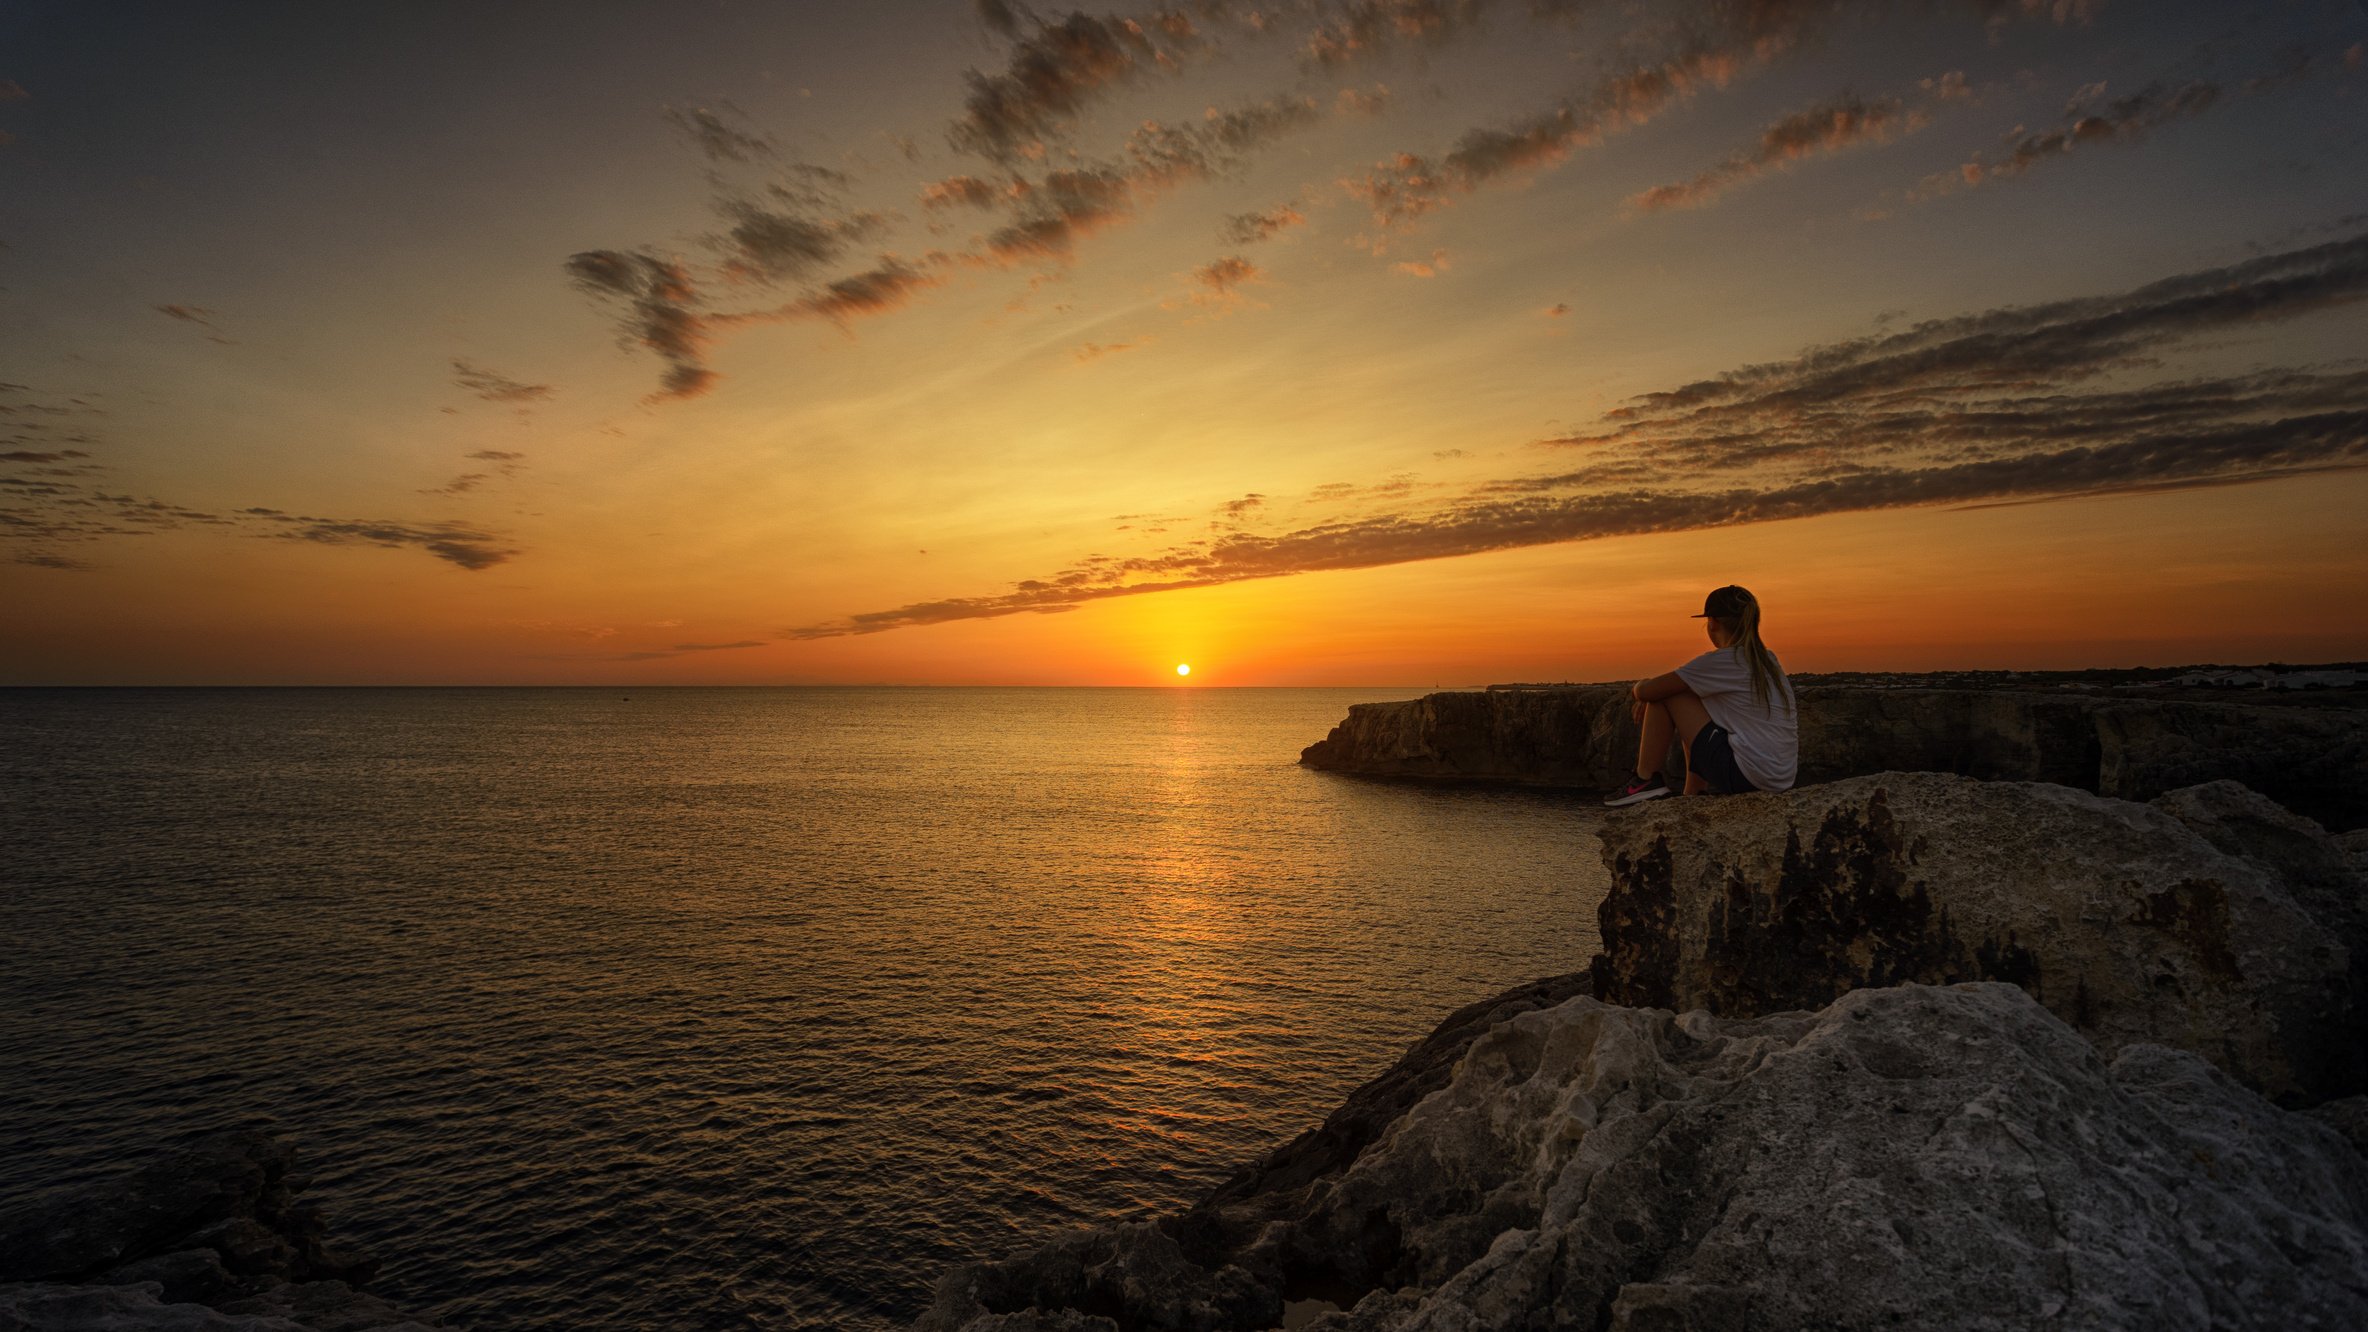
[
  {"x1": 716, "y1": 197, "x2": 887, "y2": 284},
  {"x1": 1339, "y1": 0, "x2": 2105, "y2": 235},
  {"x1": 1221, "y1": 202, "x2": 1307, "y2": 244},
  {"x1": 663, "y1": 105, "x2": 775, "y2": 163},
  {"x1": 1630, "y1": 93, "x2": 1917, "y2": 212},
  {"x1": 421, "y1": 449, "x2": 526, "y2": 498},
  {"x1": 1073, "y1": 337, "x2": 1153, "y2": 363},
  {"x1": 564, "y1": 249, "x2": 716, "y2": 400},
  {"x1": 1391, "y1": 247, "x2": 1449, "y2": 277},
  {"x1": 1194, "y1": 255, "x2": 1261, "y2": 291},
  {"x1": 574, "y1": 23, "x2": 1334, "y2": 398},
  {"x1": 1921, "y1": 69, "x2": 1971, "y2": 101},
  {"x1": 451, "y1": 358, "x2": 554, "y2": 403},
  {"x1": 1119, "y1": 92, "x2": 1327, "y2": 187},
  {"x1": 1303, "y1": 0, "x2": 1487, "y2": 69},
  {"x1": 263, "y1": 516, "x2": 515, "y2": 570},
  {"x1": 1346, "y1": 40, "x2": 1749, "y2": 232},
  {"x1": 1170, "y1": 254, "x2": 1265, "y2": 313},
  {"x1": 16, "y1": 550, "x2": 93, "y2": 570},
  {"x1": 786, "y1": 229, "x2": 2368, "y2": 637},
  {"x1": 976, "y1": 0, "x2": 1028, "y2": 40},
  {"x1": 974, "y1": 92, "x2": 1323, "y2": 263},
  {"x1": 984, "y1": 165, "x2": 1141, "y2": 261},
  {"x1": 770, "y1": 256, "x2": 949, "y2": 324},
  {"x1": 1926, "y1": 80, "x2": 2223, "y2": 195},
  {"x1": 155, "y1": 304, "x2": 234, "y2": 344},
  {"x1": 0, "y1": 80, "x2": 27, "y2": 102},
  {"x1": 1, "y1": 420, "x2": 519, "y2": 570},
  {"x1": 948, "y1": 9, "x2": 1201, "y2": 162},
  {"x1": 921, "y1": 174, "x2": 1009, "y2": 210},
  {"x1": 1909, "y1": 45, "x2": 2349, "y2": 206}
]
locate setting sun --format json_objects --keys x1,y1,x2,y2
[{"x1": 1175, "y1": 664, "x2": 1191, "y2": 677}]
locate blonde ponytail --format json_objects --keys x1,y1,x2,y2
[{"x1": 1713, "y1": 587, "x2": 1792, "y2": 715}]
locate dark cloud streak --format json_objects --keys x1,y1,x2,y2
[{"x1": 788, "y1": 231, "x2": 2368, "y2": 637}]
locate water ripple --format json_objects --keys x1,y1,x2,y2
[{"x1": 1, "y1": 687, "x2": 1606, "y2": 1332}]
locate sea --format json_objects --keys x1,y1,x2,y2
[{"x1": 0, "y1": 687, "x2": 1611, "y2": 1331}]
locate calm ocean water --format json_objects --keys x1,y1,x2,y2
[{"x1": 0, "y1": 688, "x2": 1609, "y2": 1331}]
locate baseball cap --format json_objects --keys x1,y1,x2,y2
[{"x1": 1691, "y1": 585, "x2": 1754, "y2": 618}]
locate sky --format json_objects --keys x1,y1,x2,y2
[{"x1": 3, "y1": 0, "x2": 2366, "y2": 685}]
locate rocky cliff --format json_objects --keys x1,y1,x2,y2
[
  {"x1": 0, "y1": 1131, "x2": 439, "y2": 1331},
  {"x1": 1590, "y1": 773, "x2": 2368, "y2": 1103},
  {"x1": 1298, "y1": 686, "x2": 2368, "y2": 831},
  {"x1": 917, "y1": 773, "x2": 2368, "y2": 1331},
  {"x1": 916, "y1": 983, "x2": 2368, "y2": 1332}
]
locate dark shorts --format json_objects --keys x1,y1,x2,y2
[{"x1": 1688, "y1": 723, "x2": 1758, "y2": 795}]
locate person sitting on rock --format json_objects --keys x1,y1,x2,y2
[{"x1": 1605, "y1": 584, "x2": 1798, "y2": 805}]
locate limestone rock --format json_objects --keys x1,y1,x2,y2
[
  {"x1": 0, "y1": 1132, "x2": 430, "y2": 1329},
  {"x1": 1591, "y1": 772, "x2": 2362, "y2": 1101},
  {"x1": 0, "y1": 1283, "x2": 312, "y2": 1331},
  {"x1": 1189, "y1": 974, "x2": 1594, "y2": 1225},
  {"x1": 0, "y1": 1282, "x2": 441, "y2": 1332},
  {"x1": 1299, "y1": 687, "x2": 2368, "y2": 831},
  {"x1": 96, "y1": 1250, "x2": 238, "y2": 1307},
  {"x1": 2307, "y1": 1096, "x2": 2368, "y2": 1159},
  {"x1": 915, "y1": 984, "x2": 2368, "y2": 1332},
  {"x1": 0, "y1": 1133, "x2": 291, "y2": 1283}
]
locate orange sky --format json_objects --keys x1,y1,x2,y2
[{"x1": 4, "y1": 1, "x2": 2367, "y2": 684}]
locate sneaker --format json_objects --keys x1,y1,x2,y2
[{"x1": 1604, "y1": 774, "x2": 1670, "y2": 807}]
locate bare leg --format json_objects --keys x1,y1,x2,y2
[
  {"x1": 1666, "y1": 692, "x2": 1714, "y2": 794},
  {"x1": 1634, "y1": 699, "x2": 1673, "y2": 781}
]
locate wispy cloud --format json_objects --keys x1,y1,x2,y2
[
  {"x1": 1302, "y1": 0, "x2": 1486, "y2": 70},
  {"x1": 1345, "y1": 42, "x2": 1750, "y2": 235},
  {"x1": 1911, "y1": 42, "x2": 2352, "y2": 203},
  {"x1": 663, "y1": 104, "x2": 775, "y2": 163},
  {"x1": 1221, "y1": 202, "x2": 1307, "y2": 245},
  {"x1": 262, "y1": 516, "x2": 515, "y2": 570},
  {"x1": 1341, "y1": 0, "x2": 2115, "y2": 237},
  {"x1": 1073, "y1": 336, "x2": 1153, "y2": 363},
  {"x1": 564, "y1": 249, "x2": 716, "y2": 400},
  {"x1": 420, "y1": 449, "x2": 528, "y2": 498},
  {"x1": 786, "y1": 230, "x2": 2368, "y2": 637},
  {"x1": 451, "y1": 358, "x2": 554, "y2": 404},
  {"x1": 1921, "y1": 79, "x2": 2223, "y2": 196},
  {"x1": 1631, "y1": 93, "x2": 1919, "y2": 212},
  {"x1": 920, "y1": 174, "x2": 1009, "y2": 210},
  {"x1": 949, "y1": 7, "x2": 1205, "y2": 162},
  {"x1": 1171, "y1": 254, "x2": 1266, "y2": 313},
  {"x1": 155, "y1": 304, "x2": 234, "y2": 344},
  {"x1": 3, "y1": 391, "x2": 520, "y2": 573},
  {"x1": 1391, "y1": 247, "x2": 1448, "y2": 277}
]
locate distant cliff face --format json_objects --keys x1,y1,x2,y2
[{"x1": 1298, "y1": 686, "x2": 2368, "y2": 831}]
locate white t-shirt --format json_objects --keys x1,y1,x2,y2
[{"x1": 1675, "y1": 645, "x2": 1798, "y2": 791}]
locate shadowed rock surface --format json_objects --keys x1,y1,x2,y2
[
  {"x1": 1299, "y1": 686, "x2": 2368, "y2": 831},
  {"x1": 0, "y1": 1131, "x2": 439, "y2": 1331},
  {"x1": 914, "y1": 984, "x2": 2368, "y2": 1332},
  {"x1": 1592, "y1": 773, "x2": 2366, "y2": 1103}
]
